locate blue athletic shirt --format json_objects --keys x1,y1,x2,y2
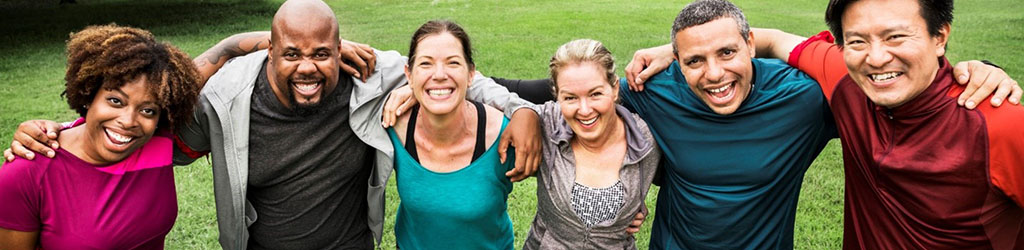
[
  {"x1": 619, "y1": 59, "x2": 837, "y2": 249},
  {"x1": 387, "y1": 118, "x2": 515, "y2": 250}
]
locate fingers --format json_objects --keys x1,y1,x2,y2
[
  {"x1": 381, "y1": 86, "x2": 416, "y2": 127},
  {"x1": 4, "y1": 148, "x2": 13, "y2": 162},
  {"x1": 953, "y1": 61, "x2": 977, "y2": 106},
  {"x1": 635, "y1": 59, "x2": 669, "y2": 90},
  {"x1": 626, "y1": 212, "x2": 645, "y2": 234},
  {"x1": 1009, "y1": 84, "x2": 1022, "y2": 105},
  {"x1": 356, "y1": 43, "x2": 376, "y2": 81},
  {"x1": 988, "y1": 78, "x2": 1014, "y2": 107},
  {"x1": 625, "y1": 55, "x2": 646, "y2": 91},
  {"x1": 961, "y1": 66, "x2": 995, "y2": 109},
  {"x1": 340, "y1": 63, "x2": 360, "y2": 80},
  {"x1": 498, "y1": 132, "x2": 511, "y2": 165}
]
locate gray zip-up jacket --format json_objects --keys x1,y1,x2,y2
[
  {"x1": 172, "y1": 50, "x2": 530, "y2": 250},
  {"x1": 524, "y1": 102, "x2": 660, "y2": 250}
]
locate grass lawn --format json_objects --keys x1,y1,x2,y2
[{"x1": 0, "y1": 0, "x2": 1021, "y2": 249}]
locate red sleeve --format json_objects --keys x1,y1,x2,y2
[
  {"x1": 788, "y1": 31, "x2": 849, "y2": 102},
  {"x1": 978, "y1": 103, "x2": 1024, "y2": 207},
  {"x1": 0, "y1": 159, "x2": 43, "y2": 232}
]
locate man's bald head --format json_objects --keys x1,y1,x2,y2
[{"x1": 271, "y1": 0, "x2": 339, "y2": 46}]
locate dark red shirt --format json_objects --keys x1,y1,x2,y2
[{"x1": 791, "y1": 32, "x2": 1024, "y2": 249}]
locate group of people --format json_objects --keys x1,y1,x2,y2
[{"x1": 1, "y1": 0, "x2": 1022, "y2": 249}]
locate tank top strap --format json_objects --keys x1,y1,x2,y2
[
  {"x1": 471, "y1": 101, "x2": 486, "y2": 162},
  {"x1": 404, "y1": 104, "x2": 421, "y2": 162}
]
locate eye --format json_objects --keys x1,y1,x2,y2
[
  {"x1": 314, "y1": 51, "x2": 330, "y2": 59},
  {"x1": 886, "y1": 34, "x2": 907, "y2": 41},
  {"x1": 107, "y1": 97, "x2": 123, "y2": 106},
  {"x1": 722, "y1": 49, "x2": 734, "y2": 56},
  {"x1": 140, "y1": 108, "x2": 158, "y2": 117},
  {"x1": 283, "y1": 52, "x2": 300, "y2": 60},
  {"x1": 590, "y1": 92, "x2": 604, "y2": 97},
  {"x1": 685, "y1": 58, "x2": 701, "y2": 66},
  {"x1": 448, "y1": 61, "x2": 461, "y2": 66},
  {"x1": 561, "y1": 96, "x2": 577, "y2": 101}
]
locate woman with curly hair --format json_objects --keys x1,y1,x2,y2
[{"x1": 0, "y1": 24, "x2": 200, "y2": 249}]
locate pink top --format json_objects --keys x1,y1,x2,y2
[{"x1": 0, "y1": 129, "x2": 178, "y2": 249}]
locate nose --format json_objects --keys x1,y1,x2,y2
[
  {"x1": 431, "y1": 64, "x2": 449, "y2": 81},
  {"x1": 296, "y1": 59, "x2": 317, "y2": 75},
  {"x1": 865, "y1": 43, "x2": 893, "y2": 68},
  {"x1": 115, "y1": 111, "x2": 138, "y2": 129},
  {"x1": 577, "y1": 98, "x2": 593, "y2": 116},
  {"x1": 705, "y1": 58, "x2": 725, "y2": 83}
]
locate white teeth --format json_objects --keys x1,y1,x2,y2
[
  {"x1": 708, "y1": 84, "x2": 731, "y2": 93},
  {"x1": 870, "y1": 72, "x2": 901, "y2": 82},
  {"x1": 105, "y1": 129, "x2": 133, "y2": 144},
  {"x1": 580, "y1": 117, "x2": 598, "y2": 125},
  {"x1": 428, "y1": 89, "x2": 453, "y2": 96},
  {"x1": 295, "y1": 82, "x2": 318, "y2": 91}
]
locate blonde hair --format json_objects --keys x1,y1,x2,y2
[{"x1": 548, "y1": 39, "x2": 617, "y2": 95}]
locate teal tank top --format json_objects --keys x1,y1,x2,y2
[{"x1": 387, "y1": 116, "x2": 514, "y2": 250}]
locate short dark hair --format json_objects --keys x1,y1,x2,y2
[
  {"x1": 671, "y1": 0, "x2": 750, "y2": 55},
  {"x1": 826, "y1": 0, "x2": 953, "y2": 46},
  {"x1": 407, "y1": 20, "x2": 474, "y2": 69},
  {"x1": 63, "y1": 24, "x2": 201, "y2": 131}
]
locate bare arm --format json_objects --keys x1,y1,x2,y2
[
  {"x1": 193, "y1": 31, "x2": 271, "y2": 85},
  {"x1": 751, "y1": 28, "x2": 807, "y2": 63}
]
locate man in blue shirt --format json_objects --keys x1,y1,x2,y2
[{"x1": 618, "y1": 1, "x2": 834, "y2": 248}]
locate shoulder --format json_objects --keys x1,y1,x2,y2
[
  {"x1": 204, "y1": 50, "x2": 267, "y2": 96},
  {"x1": 484, "y1": 103, "x2": 504, "y2": 146},
  {"x1": 645, "y1": 61, "x2": 686, "y2": 86},
  {"x1": 753, "y1": 58, "x2": 816, "y2": 87},
  {"x1": 0, "y1": 157, "x2": 52, "y2": 190}
]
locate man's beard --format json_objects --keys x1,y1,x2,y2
[{"x1": 287, "y1": 82, "x2": 335, "y2": 116}]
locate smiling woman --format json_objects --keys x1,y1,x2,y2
[{"x1": 0, "y1": 24, "x2": 201, "y2": 249}]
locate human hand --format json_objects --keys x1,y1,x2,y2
[
  {"x1": 5, "y1": 120, "x2": 62, "y2": 162},
  {"x1": 953, "y1": 60, "x2": 1021, "y2": 109},
  {"x1": 381, "y1": 85, "x2": 417, "y2": 128},
  {"x1": 625, "y1": 211, "x2": 646, "y2": 235},
  {"x1": 499, "y1": 109, "x2": 542, "y2": 182},
  {"x1": 625, "y1": 44, "x2": 674, "y2": 91},
  {"x1": 340, "y1": 39, "x2": 377, "y2": 82}
]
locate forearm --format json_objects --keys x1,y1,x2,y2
[
  {"x1": 491, "y1": 77, "x2": 555, "y2": 104},
  {"x1": 468, "y1": 74, "x2": 533, "y2": 118},
  {"x1": 193, "y1": 31, "x2": 271, "y2": 84},
  {"x1": 751, "y1": 28, "x2": 806, "y2": 62}
]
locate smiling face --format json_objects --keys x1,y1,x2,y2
[
  {"x1": 556, "y1": 62, "x2": 620, "y2": 143},
  {"x1": 673, "y1": 17, "x2": 755, "y2": 115},
  {"x1": 840, "y1": 0, "x2": 949, "y2": 108},
  {"x1": 82, "y1": 76, "x2": 160, "y2": 164},
  {"x1": 405, "y1": 32, "x2": 475, "y2": 115},
  {"x1": 267, "y1": 10, "x2": 341, "y2": 111}
]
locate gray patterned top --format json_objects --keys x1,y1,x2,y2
[{"x1": 571, "y1": 181, "x2": 626, "y2": 227}]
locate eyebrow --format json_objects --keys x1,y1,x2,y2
[{"x1": 844, "y1": 25, "x2": 914, "y2": 38}]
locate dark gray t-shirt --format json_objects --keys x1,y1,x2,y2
[{"x1": 246, "y1": 61, "x2": 374, "y2": 250}]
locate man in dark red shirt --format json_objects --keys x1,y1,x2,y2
[{"x1": 785, "y1": 0, "x2": 1024, "y2": 248}]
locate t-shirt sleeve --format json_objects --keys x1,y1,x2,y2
[
  {"x1": 788, "y1": 31, "x2": 849, "y2": 103},
  {"x1": 980, "y1": 105, "x2": 1024, "y2": 207},
  {"x1": 0, "y1": 160, "x2": 43, "y2": 232}
]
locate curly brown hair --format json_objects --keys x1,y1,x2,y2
[{"x1": 63, "y1": 24, "x2": 201, "y2": 131}]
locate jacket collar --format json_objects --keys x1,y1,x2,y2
[{"x1": 873, "y1": 57, "x2": 954, "y2": 119}]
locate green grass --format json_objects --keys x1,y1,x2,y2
[{"x1": 0, "y1": 0, "x2": 1021, "y2": 249}]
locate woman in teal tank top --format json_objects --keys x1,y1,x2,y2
[{"x1": 385, "y1": 20, "x2": 515, "y2": 250}]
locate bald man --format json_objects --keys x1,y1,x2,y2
[{"x1": 171, "y1": 1, "x2": 537, "y2": 249}]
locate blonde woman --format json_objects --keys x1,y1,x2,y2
[{"x1": 524, "y1": 39, "x2": 659, "y2": 249}]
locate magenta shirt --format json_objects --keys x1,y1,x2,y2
[{"x1": 0, "y1": 131, "x2": 178, "y2": 249}]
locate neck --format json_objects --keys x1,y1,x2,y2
[
  {"x1": 59, "y1": 125, "x2": 109, "y2": 165},
  {"x1": 266, "y1": 62, "x2": 292, "y2": 109},
  {"x1": 417, "y1": 101, "x2": 473, "y2": 146},
  {"x1": 573, "y1": 112, "x2": 625, "y2": 154}
]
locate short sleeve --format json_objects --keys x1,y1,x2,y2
[
  {"x1": 788, "y1": 31, "x2": 849, "y2": 102},
  {"x1": 0, "y1": 159, "x2": 43, "y2": 231}
]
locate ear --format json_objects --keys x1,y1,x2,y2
[
  {"x1": 746, "y1": 30, "x2": 757, "y2": 58},
  {"x1": 266, "y1": 40, "x2": 275, "y2": 62},
  {"x1": 404, "y1": 64, "x2": 412, "y2": 84},
  {"x1": 934, "y1": 23, "x2": 951, "y2": 57},
  {"x1": 612, "y1": 76, "x2": 621, "y2": 101},
  {"x1": 467, "y1": 65, "x2": 476, "y2": 87}
]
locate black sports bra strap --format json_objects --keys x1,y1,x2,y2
[
  {"x1": 404, "y1": 104, "x2": 420, "y2": 162},
  {"x1": 403, "y1": 101, "x2": 487, "y2": 163},
  {"x1": 471, "y1": 101, "x2": 486, "y2": 162}
]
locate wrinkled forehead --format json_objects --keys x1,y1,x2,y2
[
  {"x1": 675, "y1": 18, "x2": 746, "y2": 55},
  {"x1": 272, "y1": 16, "x2": 339, "y2": 48}
]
